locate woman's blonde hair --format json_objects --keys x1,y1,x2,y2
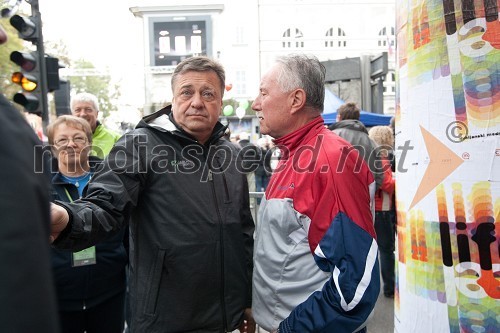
[{"x1": 369, "y1": 125, "x2": 394, "y2": 157}]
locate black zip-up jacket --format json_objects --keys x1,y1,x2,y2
[
  {"x1": 329, "y1": 119, "x2": 384, "y2": 190},
  {"x1": 50, "y1": 156, "x2": 127, "y2": 311},
  {"x1": 54, "y1": 106, "x2": 255, "y2": 333},
  {"x1": 0, "y1": 94, "x2": 60, "y2": 333}
]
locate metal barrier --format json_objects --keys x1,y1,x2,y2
[{"x1": 248, "y1": 192, "x2": 264, "y2": 225}]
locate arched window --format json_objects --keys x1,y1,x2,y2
[
  {"x1": 378, "y1": 26, "x2": 395, "y2": 47},
  {"x1": 282, "y1": 27, "x2": 304, "y2": 48},
  {"x1": 325, "y1": 27, "x2": 347, "y2": 48}
]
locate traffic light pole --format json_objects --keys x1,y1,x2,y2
[{"x1": 30, "y1": 0, "x2": 49, "y2": 132}]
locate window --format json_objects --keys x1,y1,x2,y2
[
  {"x1": 234, "y1": 26, "x2": 246, "y2": 45},
  {"x1": 150, "y1": 16, "x2": 212, "y2": 67},
  {"x1": 383, "y1": 71, "x2": 396, "y2": 95},
  {"x1": 234, "y1": 70, "x2": 247, "y2": 95},
  {"x1": 325, "y1": 27, "x2": 347, "y2": 48},
  {"x1": 282, "y1": 27, "x2": 304, "y2": 48},
  {"x1": 378, "y1": 26, "x2": 395, "y2": 47}
]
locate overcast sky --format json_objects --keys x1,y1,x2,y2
[
  {"x1": 37, "y1": 0, "x2": 143, "y2": 71},
  {"x1": 23, "y1": 0, "x2": 146, "y2": 108}
]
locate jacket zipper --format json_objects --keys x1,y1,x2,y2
[
  {"x1": 214, "y1": 156, "x2": 231, "y2": 203},
  {"x1": 207, "y1": 168, "x2": 227, "y2": 332}
]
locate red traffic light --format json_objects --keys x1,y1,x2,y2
[{"x1": 10, "y1": 51, "x2": 36, "y2": 71}]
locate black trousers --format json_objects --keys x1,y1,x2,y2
[
  {"x1": 59, "y1": 291, "x2": 125, "y2": 333},
  {"x1": 374, "y1": 210, "x2": 396, "y2": 296}
]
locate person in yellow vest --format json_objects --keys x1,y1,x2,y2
[{"x1": 71, "y1": 92, "x2": 121, "y2": 158}]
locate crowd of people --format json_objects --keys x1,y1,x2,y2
[{"x1": 2, "y1": 22, "x2": 398, "y2": 332}]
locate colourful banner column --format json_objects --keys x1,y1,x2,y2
[{"x1": 396, "y1": 0, "x2": 499, "y2": 332}]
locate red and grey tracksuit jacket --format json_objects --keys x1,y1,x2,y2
[{"x1": 252, "y1": 117, "x2": 380, "y2": 333}]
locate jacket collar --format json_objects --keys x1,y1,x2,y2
[
  {"x1": 329, "y1": 119, "x2": 368, "y2": 134},
  {"x1": 138, "y1": 105, "x2": 227, "y2": 145},
  {"x1": 273, "y1": 116, "x2": 325, "y2": 158},
  {"x1": 51, "y1": 155, "x2": 102, "y2": 185}
]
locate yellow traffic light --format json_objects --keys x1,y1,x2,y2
[
  {"x1": 21, "y1": 75, "x2": 37, "y2": 91},
  {"x1": 11, "y1": 71, "x2": 38, "y2": 92}
]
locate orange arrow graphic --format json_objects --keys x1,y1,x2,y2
[{"x1": 409, "y1": 125, "x2": 464, "y2": 209}]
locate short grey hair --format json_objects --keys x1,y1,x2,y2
[
  {"x1": 171, "y1": 56, "x2": 226, "y2": 95},
  {"x1": 274, "y1": 54, "x2": 326, "y2": 111},
  {"x1": 70, "y1": 92, "x2": 99, "y2": 112}
]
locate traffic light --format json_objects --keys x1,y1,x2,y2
[
  {"x1": 10, "y1": 50, "x2": 43, "y2": 114},
  {"x1": 54, "y1": 80, "x2": 71, "y2": 116},
  {"x1": 9, "y1": 14, "x2": 38, "y2": 43},
  {"x1": 45, "y1": 55, "x2": 61, "y2": 92},
  {"x1": 8, "y1": 4, "x2": 49, "y2": 121}
]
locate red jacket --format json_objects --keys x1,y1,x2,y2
[{"x1": 374, "y1": 157, "x2": 395, "y2": 211}]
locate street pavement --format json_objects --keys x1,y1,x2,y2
[{"x1": 367, "y1": 288, "x2": 394, "y2": 333}]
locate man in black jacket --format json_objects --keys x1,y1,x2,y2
[
  {"x1": 50, "y1": 56, "x2": 255, "y2": 333},
  {"x1": 0, "y1": 22, "x2": 60, "y2": 333},
  {"x1": 329, "y1": 102, "x2": 384, "y2": 190}
]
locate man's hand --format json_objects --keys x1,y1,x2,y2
[
  {"x1": 50, "y1": 203, "x2": 69, "y2": 243},
  {"x1": 238, "y1": 308, "x2": 256, "y2": 333}
]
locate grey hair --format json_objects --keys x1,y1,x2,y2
[
  {"x1": 274, "y1": 54, "x2": 326, "y2": 111},
  {"x1": 171, "y1": 56, "x2": 226, "y2": 95},
  {"x1": 70, "y1": 92, "x2": 99, "y2": 112}
]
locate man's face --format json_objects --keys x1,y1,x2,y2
[
  {"x1": 171, "y1": 70, "x2": 223, "y2": 144},
  {"x1": 72, "y1": 101, "x2": 98, "y2": 132},
  {"x1": 252, "y1": 64, "x2": 293, "y2": 139}
]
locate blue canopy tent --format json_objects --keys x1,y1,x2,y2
[
  {"x1": 322, "y1": 89, "x2": 392, "y2": 127},
  {"x1": 322, "y1": 111, "x2": 393, "y2": 126}
]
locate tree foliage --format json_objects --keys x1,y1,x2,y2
[
  {"x1": 0, "y1": 17, "x2": 30, "y2": 101},
  {"x1": 0, "y1": 22, "x2": 121, "y2": 120},
  {"x1": 43, "y1": 41, "x2": 121, "y2": 119},
  {"x1": 65, "y1": 59, "x2": 121, "y2": 118}
]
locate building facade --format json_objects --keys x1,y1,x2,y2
[{"x1": 130, "y1": 0, "x2": 396, "y2": 137}]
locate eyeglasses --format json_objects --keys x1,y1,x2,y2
[{"x1": 54, "y1": 136, "x2": 88, "y2": 147}]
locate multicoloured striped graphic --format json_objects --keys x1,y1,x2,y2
[
  {"x1": 398, "y1": 182, "x2": 498, "y2": 332},
  {"x1": 400, "y1": 0, "x2": 499, "y2": 128}
]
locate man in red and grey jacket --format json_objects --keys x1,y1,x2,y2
[{"x1": 251, "y1": 54, "x2": 380, "y2": 333}]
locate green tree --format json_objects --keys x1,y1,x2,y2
[
  {"x1": 1, "y1": 23, "x2": 121, "y2": 120},
  {"x1": 0, "y1": 17, "x2": 30, "y2": 102},
  {"x1": 42, "y1": 40, "x2": 122, "y2": 119},
  {"x1": 68, "y1": 59, "x2": 120, "y2": 119},
  {"x1": 44, "y1": 38, "x2": 71, "y2": 66}
]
